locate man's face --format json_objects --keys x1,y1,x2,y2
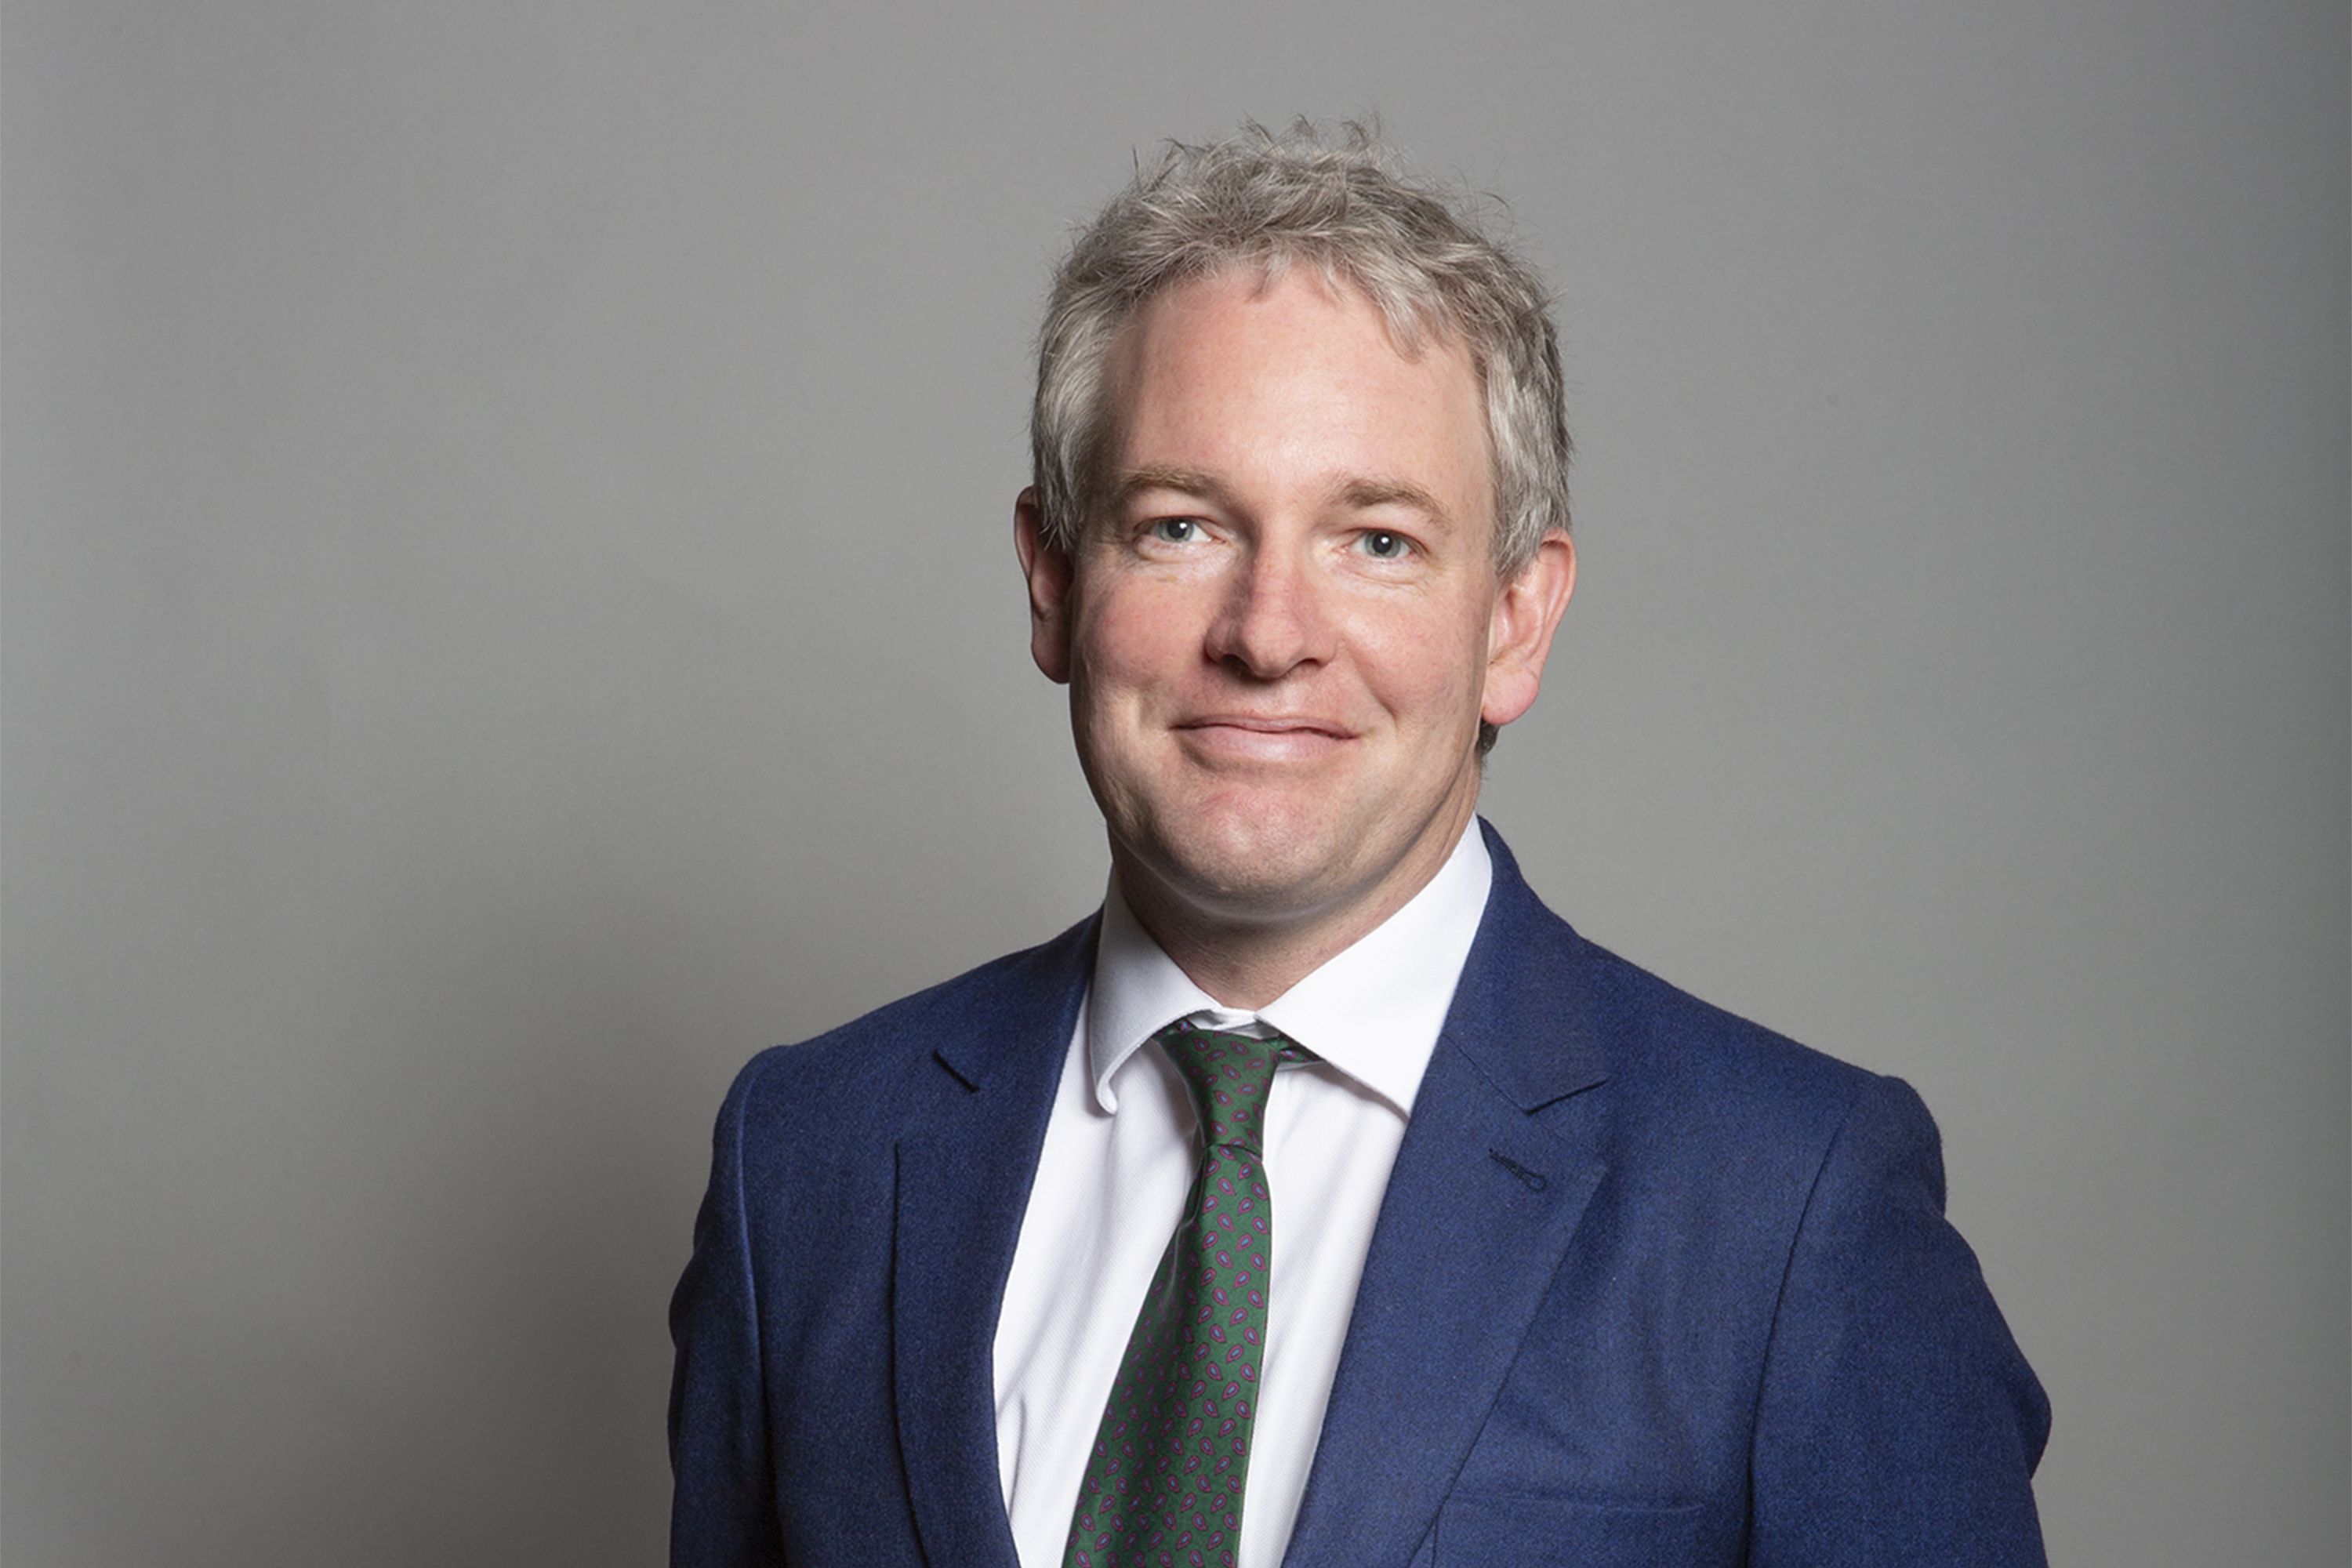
[{"x1": 1018, "y1": 269, "x2": 1572, "y2": 943}]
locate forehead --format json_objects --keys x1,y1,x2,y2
[{"x1": 1099, "y1": 269, "x2": 1493, "y2": 519}]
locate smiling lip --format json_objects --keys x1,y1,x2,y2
[{"x1": 1174, "y1": 716, "x2": 1354, "y2": 758}]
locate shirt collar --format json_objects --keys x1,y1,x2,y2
[{"x1": 1085, "y1": 818, "x2": 1494, "y2": 1117}]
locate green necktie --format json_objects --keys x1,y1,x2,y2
[{"x1": 1062, "y1": 1020, "x2": 1291, "y2": 1568}]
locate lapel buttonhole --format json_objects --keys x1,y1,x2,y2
[{"x1": 1488, "y1": 1149, "x2": 1548, "y2": 1192}]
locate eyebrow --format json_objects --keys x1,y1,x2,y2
[
  {"x1": 1106, "y1": 465, "x2": 1235, "y2": 513},
  {"x1": 1331, "y1": 475, "x2": 1452, "y2": 525},
  {"x1": 1106, "y1": 466, "x2": 1454, "y2": 527}
]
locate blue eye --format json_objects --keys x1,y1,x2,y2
[
  {"x1": 1360, "y1": 530, "x2": 1408, "y2": 559},
  {"x1": 1152, "y1": 518, "x2": 1200, "y2": 544}
]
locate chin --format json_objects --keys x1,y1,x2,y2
[{"x1": 1131, "y1": 808, "x2": 1363, "y2": 921}]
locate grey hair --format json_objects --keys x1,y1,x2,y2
[{"x1": 1029, "y1": 120, "x2": 1572, "y2": 578}]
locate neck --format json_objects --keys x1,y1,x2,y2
[{"x1": 1110, "y1": 804, "x2": 1477, "y2": 1011}]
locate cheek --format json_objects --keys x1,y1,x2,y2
[
  {"x1": 1351, "y1": 598, "x2": 1492, "y2": 720},
  {"x1": 1075, "y1": 583, "x2": 1198, "y2": 693}
]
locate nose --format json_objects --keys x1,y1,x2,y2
[{"x1": 1204, "y1": 542, "x2": 1333, "y2": 679}]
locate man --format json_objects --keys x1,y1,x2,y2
[{"x1": 670, "y1": 124, "x2": 2049, "y2": 1568}]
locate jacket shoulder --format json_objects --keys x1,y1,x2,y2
[
  {"x1": 721, "y1": 913, "x2": 1095, "y2": 1142},
  {"x1": 1584, "y1": 938, "x2": 1879, "y2": 1120},
  {"x1": 1471, "y1": 822, "x2": 1880, "y2": 1143}
]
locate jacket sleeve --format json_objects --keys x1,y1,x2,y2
[
  {"x1": 669, "y1": 1054, "x2": 786, "y2": 1568},
  {"x1": 1749, "y1": 1073, "x2": 2052, "y2": 1566}
]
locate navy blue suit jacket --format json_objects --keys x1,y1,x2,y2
[{"x1": 670, "y1": 826, "x2": 2050, "y2": 1566}]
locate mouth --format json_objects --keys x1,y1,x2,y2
[{"x1": 1172, "y1": 715, "x2": 1354, "y2": 760}]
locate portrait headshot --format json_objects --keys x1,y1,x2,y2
[
  {"x1": 667, "y1": 122, "x2": 2052, "y2": 1566},
  {"x1": 3, "y1": 5, "x2": 2344, "y2": 1567}
]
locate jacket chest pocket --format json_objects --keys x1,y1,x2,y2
[{"x1": 1434, "y1": 1491, "x2": 1740, "y2": 1567}]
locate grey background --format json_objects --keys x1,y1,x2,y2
[{"x1": 4, "y1": 1, "x2": 2344, "y2": 1563}]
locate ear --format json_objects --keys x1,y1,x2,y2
[
  {"x1": 1481, "y1": 532, "x2": 1577, "y2": 730},
  {"x1": 1014, "y1": 488, "x2": 1075, "y2": 684}
]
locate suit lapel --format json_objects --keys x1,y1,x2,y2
[
  {"x1": 892, "y1": 922, "x2": 1094, "y2": 1568},
  {"x1": 1282, "y1": 829, "x2": 1612, "y2": 1568}
]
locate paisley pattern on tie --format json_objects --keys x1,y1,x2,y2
[{"x1": 1062, "y1": 1022, "x2": 1291, "y2": 1568}]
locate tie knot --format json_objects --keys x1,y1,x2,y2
[{"x1": 1157, "y1": 1020, "x2": 1290, "y2": 1156}]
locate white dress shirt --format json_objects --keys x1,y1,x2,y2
[{"x1": 991, "y1": 822, "x2": 1494, "y2": 1568}]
